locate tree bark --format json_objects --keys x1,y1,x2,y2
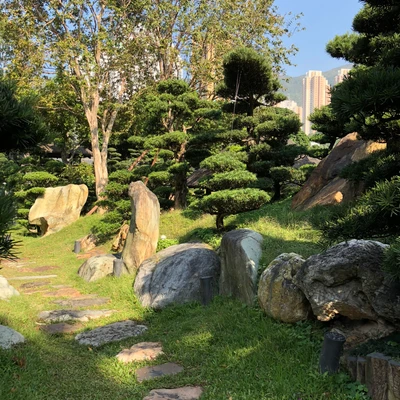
[{"x1": 216, "y1": 214, "x2": 225, "y2": 230}]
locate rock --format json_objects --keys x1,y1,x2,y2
[
  {"x1": 0, "y1": 325, "x2": 25, "y2": 349},
  {"x1": 38, "y1": 309, "x2": 116, "y2": 323},
  {"x1": 111, "y1": 223, "x2": 129, "y2": 252},
  {"x1": 53, "y1": 297, "x2": 110, "y2": 308},
  {"x1": 293, "y1": 155, "x2": 321, "y2": 169},
  {"x1": 8, "y1": 275, "x2": 57, "y2": 281},
  {"x1": 292, "y1": 133, "x2": 386, "y2": 211},
  {"x1": 40, "y1": 322, "x2": 83, "y2": 334},
  {"x1": 136, "y1": 363, "x2": 183, "y2": 382},
  {"x1": 28, "y1": 184, "x2": 88, "y2": 235},
  {"x1": 78, "y1": 234, "x2": 97, "y2": 252},
  {"x1": 258, "y1": 253, "x2": 311, "y2": 323},
  {"x1": 294, "y1": 240, "x2": 400, "y2": 325},
  {"x1": 0, "y1": 276, "x2": 19, "y2": 300},
  {"x1": 78, "y1": 254, "x2": 127, "y2": 282},
  {"x1": 134, "y1": 243, "x2": 220, "y2": 309},
  {"x1": 357, "y1": 357, "x2": 367, "y2": 384},
  {"x1": 75, "y1": 320, "x2": 147, "y2": 347},
  {"x1": 121, "y1": 181, "x2": 160, "y2": 274},
  {"x1": 219, "y1": 229, "x2": 263, "y2": 305},
  {"x1": 116, "y1": 342, "x2": 163, "y2": 363},
  {"x1": 143, "y1": 387, "x2": 203, "y2": 400},
  {"x1": 366, "y1": 352, "x2": 390, "y2": 400},
  {"x1": 388, "y1": 359, "x2": 400, "y2": 400}
]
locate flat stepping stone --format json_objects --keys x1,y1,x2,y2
[
  {"x1": 75, "y1": 320, "x2": 147, "y2": 347},
  {"x1": 136, "y1": 363, "x2": 184, "y2": 382},
  {"x1": 19, "y1": 266, "x2": 60, "y2": 273},
  {"x1": 42, "y1": 287, "x2": 82, "y2": 298},
  {"x1": 143, "y1": 387, "x2": 203, "y2": 400},
  {"x1": 116, "y1": 342, "x2": 163, "y2": 363},
  {"x1": 40, "y1": 322, "x2": 83, "y2": 334},
  {"x1": 38, "y1": 309, "x2": 117, "y2": 323},
  {"x1": 0, "y1": 325, "x2": 25, "y2": 349},
  {"x1": 53, "y1": 297, "x2": 110, "y2": 308},
  {"x1": 7, "y1": 275, "x2": 57, "y2": 281},
  {"x1": 20, "y1": 281, "x2": 50, "y2": 289}
]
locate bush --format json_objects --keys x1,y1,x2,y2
[
  {"x1": 200, "y1": 170, "x2": 257, "y2": 191},
  {"x1": 23, "y1": 171, "x2": 58, "y2": 187}
]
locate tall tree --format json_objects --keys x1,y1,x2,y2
[{"x1": 2, "y1": 0, "x2": 153, "y2": 200}]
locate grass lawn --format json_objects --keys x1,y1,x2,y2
[{"x1": 0, "y1": 201, "x2": 368, "y2": 399}]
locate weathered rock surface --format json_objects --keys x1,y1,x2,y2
[
  {"x1": 0, "y1": 276, "x2": 19, "y2": 300},
  {"x1": 0, "y1": 325, "x2": 25, "y2": 349},
  {"x1": 293, "y1": 155, "x2": 321, "y2": 169},
  {"x1": 78, "y1": 254, "x2": 128, "y2": 282},
  {"x1": 219, "y1": 229, "x2": 263, "y2": 305},
  {"x1": 143, "y1": 387, "x2": 203, "y2": 400},
  {"x1": 40, "y1": 322, "x2": 83, "y2": 334},
  {"x1": 116, "y1": 342, "x2": 163, "y2": 363},
  {"x1": 38, "y1": 309, "x2": 116, "y2": 323},
  {"x1": 53, "y1": 297, "x2": 110, "y2": 308},
  {"x1": 75, "y1": 320, "x2": 147, "y2": 347},
  {"x1": 294, "y1": 240, "x2": 400, "y2": 324},
  {"x1": 258, "y1": 253, "x2": 311, "y2": 323},
  {"x1": 121, "y1": 181, "x2": 160, "y2": 273},
  {"x1": 78, "y1": 234, "x2": 97, "y2": 252},
  {"x1": 134, "y1": 243, "x2": 220, "y2": 309},
  {"x1": 291, "y1": 133, "x2": 386, "y2": 211},
  {"x1": 28, "y1": 184, "x2": 88, "y2": 235},
  {"x1": 136, "y1": 363, "x2": 183, "y2": 382},
  {"x1": 112, "y1": 223, "x2": 129, "y2": 252}
]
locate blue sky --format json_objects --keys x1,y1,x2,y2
[{"x1": 274, "y1": 0, "x2": 363, "y2": 76}]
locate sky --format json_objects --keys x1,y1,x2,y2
[{"x1": 273, "y1": 0, "x2": 363, "y2": 77}]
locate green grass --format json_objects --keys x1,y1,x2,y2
[{"x1": 0, "y1": 202, "x2": 368, "y2": 399}]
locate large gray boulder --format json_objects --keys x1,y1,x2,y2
[
  {"x1": 134, "y1": 243, "x2": 220, "y2": 309},
  {"x1": 28, "y1": 184, "x2": 88, "y2": 235},
  {"x1": 294, "y1": 240, "x2": 400, "y2": 325},
  {"x1": 258, "y1": 253, "x2": 311, "y2": 323},
  {"x1": 78, "y1": 254, "x2": 128, "y2": 282},
  {"x1": 121, "y1": 181, "x2": 160, "y2": 274},
  {"x1": 0, "y1": 325, "x2": 25, "y2": 349},
  {"x1": 219, "y1": 229, "x2": 263, "y2": 305},
  {"x1": 0, "y1": 276, "x2": 19, "y2": 300}
]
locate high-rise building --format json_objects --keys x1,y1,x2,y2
[
  {"x1": 334, "y1": 68, "x2": 351, "y2": 85},
  {"x1": 302, "y1": 70, "x2": 331, "y2": 135},
  {"x1": 275, "y1": 99, "x2": 303, "y2": 123}
]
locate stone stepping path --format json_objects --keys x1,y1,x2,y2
[
  {"x1": 116, "y1": 342, "x2": 163, "y2": 363},
  {"x1": 136, "y1": 363, "x2": 184, "y2": 382},
  {"x1": 143, "y1": 387, "x2": 203, "y2": 400},
  {"x1": 40, "y1": 322, "x2": 83, "y2": 335},
  {"x1": 53, "y1": 296, "x2": 110, "y2": 308},
  {"x1": 20, "y1": 281, "x2": 51, "y2": 290},
  {"x1": 0, "y1": 325, "x2": 25, "y2": 349},
  {"x1": 42, "y1": 287, "x2": 83, "y2": 298},
  {"x1": 38, "y1": 309, "x2": 117, "y2": 323},
  {"x1": 75, "y1": 320, "x2": 147, "y2": 347},
  {"x1": 18, "y1": 265, "x2": 60, "y2": 273}
]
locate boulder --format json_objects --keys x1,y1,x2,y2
[
  {"x1": 78, "y1": 254, "x2": 128, "y2": 282},
  {"x1": 219, "y1": 229, "x2": 263, "y2": 305},
  {"x1": 291, "y1": 133, "x2": 386, "y2": 211},
  {"x1": 293, "y1": 155, "x2": 321, "y2": 169},
  {"x1": 0, "y1": 325, "x2": 25, "y2": 349},
  {"x1": 78, "y1": 234, "x2": 97, "y2": 252},
  {"x1": 0, "y1": 276, "x2": 19, "y2": 300},
  {"x1": 134, "y1": 243, "x2": 220, "y2": 309},
  {"x1": 258, "y1": 253, "x2": 311, "y2": 323},
  {"x1": 111, "y1": 223, "x2": 129, "y2": 252},
  {"x1": 28, "y1": 184, "x2": 88, "y2": 235},
  {"x1": 121, "y1": 181, "x2": 160, "y2": 273},
  {"x1": 294, "y1": 240, "x2": 400, "y2": 325}
]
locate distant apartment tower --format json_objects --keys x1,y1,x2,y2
[
  {"x1": 334, "y1": 68, "x2": 351, "y2": 85},
  {"x1": 275, "y1": 100, "x2": 303, "y2": 123},
  {"x1": 302, "y1": 70, "x2": 331, "y2": 135}
]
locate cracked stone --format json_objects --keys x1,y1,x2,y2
[
  {"x1": 116, "y1": 342, "x2": 163, "y2": 363},
  {"x1": 143, "y1": 387, "x2": 203, "y2": 400},
  {"x1": 136, "y1": 363, "x2": 183, "y2": 382},
  {"x1": 38, "y1": 309, "x2": 117, "y2": 323}
]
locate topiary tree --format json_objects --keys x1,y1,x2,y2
[
  {"x1": 0, "y1": 190, "x2": 18, "y2": 261},
  {"x1": 196, "y1": 152, "x2": 270, "y2": 229}
]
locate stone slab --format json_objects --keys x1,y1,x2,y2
[
  {"x1": 143, "y1": 387, "x2": 203, "y2": 400},
  {"x1": 357, "y1": 356, "x2": 367, "y2": 384},
  {"x1": 40, "y1": 322, "x2": 83, "y2": 334},
  {"x1": 136, "y1": 363, "x2": 183, "y2": 382},
  {"x1": 42, "y1": 288, "x2": 82, "y2": 298},
  {"x1": 116, "y1": 342, "x2": 163, "y2": 363},
  {"x1": 19, "y1": 266, "x2": 60, "y2": 273},
  {"x1": 366, "y1": 352, "x2": 390, "y2": 400},
  {"x1": 0, "y1": 325, "x2": 25, "y2": 349},
  {"x1": 20, "y1": 281, "x2": 51, "y2": 289},
  {"x1": 8, "y1": 275, "x2": 57, "y2": 280},
  {"x1": 38, "y1": 309, "x2": 117, "y2": 323},
  {"x1": 75, "y1": 320, "x2": 147, "y2": 347},
  {"x1": 53, "y1": 297, "x2": 110, "y2": 308},
  {"x1": 388, "y1": 359, "x2": 400, "y2": 400}
]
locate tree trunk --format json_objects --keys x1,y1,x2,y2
[
  {"x1": 216, "y1": 214, "x2": 225, "y2": 230},
  {"x1": 174, "y1": 171, "x2": 188, "y2": 209},
  {"x1": 272, "y1": 181, "x2": 281, "y2": 202}
]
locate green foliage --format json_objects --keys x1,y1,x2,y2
[
  {"x1": 22, "y1": 171, "x2": 58, "y2": 187},
  {"x1": 200, "y1": 153, "x2": 246, "y2": 173},
  {"x1": 0, "y1": 191, "x2": 18, "y2": 261},
  {"x1": 157, "y1": 238, "x2": 179, "y2": 252},
  {"x1": 200, "y1": 170, "x2": 257, "y2": 191},
  {"x1": 383, "y1": 238, "x2": 400, "y2": 282}
]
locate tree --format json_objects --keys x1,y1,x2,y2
[
  {"x1": 326, "y1": 0, "x2": 400, "y2": 152},
  {"x1": 0, "y1": 190, "x2": 18, "y2": 261},
  {"x1": 0, "y1": 78, "x2": 46, "y2": 151},
  {"x1": 2, "y1": 0, "x2": 154, "y2": 200},
  {"x1": 216, "y1": 47, "x2": 285, "y2": 116}
]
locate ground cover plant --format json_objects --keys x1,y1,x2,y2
[{"x1": 0, "y1": 202, "x2": 368, "y2": 399}]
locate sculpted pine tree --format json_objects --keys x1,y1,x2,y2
[{"x1": 326, "y1": 0, "x2": 400, "y2": 152}]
